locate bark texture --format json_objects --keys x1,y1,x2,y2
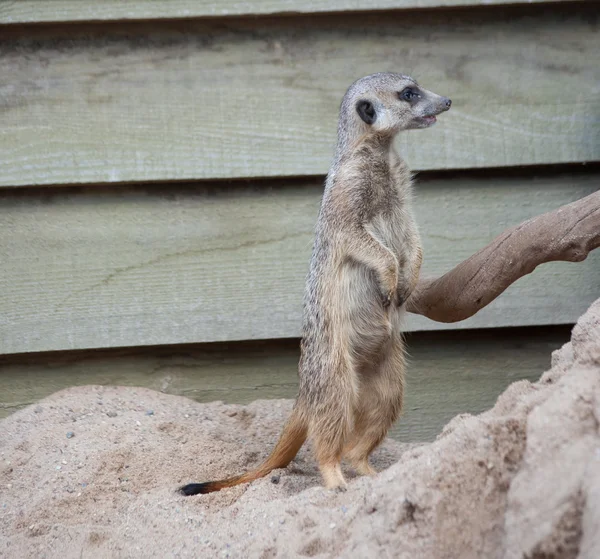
[{"x1": 407, "y1": 190, "x2": 600, "y2": 322}]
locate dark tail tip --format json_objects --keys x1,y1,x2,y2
[{"x1": 178, "y1": 482, "x2": 219, "y2": 496}]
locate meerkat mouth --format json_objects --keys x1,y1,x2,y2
[{"x1": 421, "y1": 115, "x2": 437, "y2": 126}]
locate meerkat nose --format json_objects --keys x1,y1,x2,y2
[{"x1": 443, "y1": 98, "x2": 452, "y2": 110}]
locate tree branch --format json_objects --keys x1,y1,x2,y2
[{"x1": 406, "y1": 190, "x2": 600, "y2": 323}]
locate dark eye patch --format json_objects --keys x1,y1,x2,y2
[{"x1": 399, "y1": 87, "x2": 421, "y2": 102}]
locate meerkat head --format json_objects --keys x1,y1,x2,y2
[{"x1": 340, "y1": 72, "x2": 451, "y2": 139}]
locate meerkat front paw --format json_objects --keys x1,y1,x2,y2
[
  {"x1": 395, "y1": 283, "x2": 413, "y2": 308},
  {"x1": 380, "y1": 266, "x2": 398, "y2": 309},
  {"x1": 381, "y1": 289, "x2": 394, "y2": 308}
]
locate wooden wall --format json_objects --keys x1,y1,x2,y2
[
  {"x1": 0, "y1": 0, "x2": 598, "y2": 441},
  {"x1": 0, "y1": 326, "x2": 571, "y2": 442}
]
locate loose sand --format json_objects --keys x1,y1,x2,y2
[{"x1": 1, "y1": 298, "x2": 599, "y2": 559}]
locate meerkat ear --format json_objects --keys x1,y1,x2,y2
[{"x1": 356, "y1": 100, "x2": 376, "y2": 125}]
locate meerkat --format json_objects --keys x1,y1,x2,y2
[{"x1": 179, "y1": 72, "x2": 451, "y2": 495}]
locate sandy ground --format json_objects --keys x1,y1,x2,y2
[{"x1": 1, "y1": 298, "x2": 599, "y2": 559}]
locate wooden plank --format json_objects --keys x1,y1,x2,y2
[
  {"x1": 0, "y1": 326, "x2": 570, "y2": 442},
  {"x1": 0, "y1": 7, "x2": 598, "y2": 188},
  {"x1": 0, "y1": 169, "x2": 598, "y2": 355},
  {"x1": 0, "y1": 0, "x2": 578, "y2": 25}
]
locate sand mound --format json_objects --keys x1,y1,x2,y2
[{"x1": 1, "y1": 299, "x2": 599, "y2": 559}]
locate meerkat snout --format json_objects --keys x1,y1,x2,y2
[
  {"x1": 417, "y1": 95, "x2": 451, "y2": 126},
  {"x1": 438, "y1": 96, "x2": 452, "y2": 112}
]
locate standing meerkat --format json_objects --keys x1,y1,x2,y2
[{"x1": 180, "y1": 72, "x2": 451, "y2": 494}]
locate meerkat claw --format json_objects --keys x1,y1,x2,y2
[{"x1": 382, "y1": 291, "x2": 393, "y2": 308}]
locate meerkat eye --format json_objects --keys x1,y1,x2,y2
[
  {"x1": 399, "y1": 88, "x2": 420, "y2": 102},
  {"x1": 356, "y1": 100, "x2": 376, "y2": 125}
]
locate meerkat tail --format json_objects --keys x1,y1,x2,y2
[{"x1": 178, "y1": 407, "x2": 307, "y2": 496}]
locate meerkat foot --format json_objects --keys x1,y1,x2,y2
[
  {"x1": 352, "y1": 459, "x2": 377, "y2": 477},
  {"x1": 327, "y1": 478, "x2": 348, "y2": 492},
  {"x1": 320, "y1": 462, "x2": 347, "y2": 491}
]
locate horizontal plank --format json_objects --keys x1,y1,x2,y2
[
  {"x1": 0, "y1": 0, "x2": 580, "y2": 25},
  {"x1": 0, "y1": 326, "x2": 569, "y2": 442},
  {"x1": 0, "y1": 0, "x2": 578, "y2": 25},
  {"x1": 0, "y1": 169, "x2": 598, "y2": 354},
  {"x1": 1, "y1": 6, "x2": 598, "y2": 188}
]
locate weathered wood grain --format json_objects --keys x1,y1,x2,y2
[
  {"x1": 0, "y1": 170, "x2": 597, "y2": 354},
  {"x1": 0, "y1": 0, "x2": 579, "y2": 25},
  {"x1": 0, "y1": 327, "x2": 570, "y2": 442},
  {"x1": 1, "y1": 7, "x2": 598, "y2": 187}
]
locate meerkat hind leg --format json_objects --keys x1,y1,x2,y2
[
  {"x1": 345, "y1": 339, "x2": 405, "y2": 476},
  {"x1": 344, "y1": 414, "x2": 391, "y2": 478},
  {"x1": 311, "y1": 363, "x2": 357, "y2": 490},
  {"x1": 313, "y1": 409, "x2": 351, "y2": 490},
  {"x1": 314, "y1": 429, "x2": 349, "y2": 490},
  {"x1": 319, "y1": 461, "x2": 347, "y2": 491},
  {"x1": 344, "y1": 401, "x2": 388, "y2": 477},
  {"x1": 343, "y1": 400, "x2": 380, "y2": 476},
  {"x1": 344, "y1": 426, "x2": 378, "y2": 477}
]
